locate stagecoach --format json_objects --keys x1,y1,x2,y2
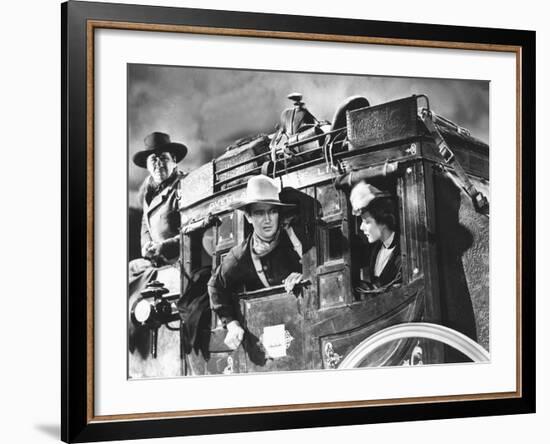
[{"x1": 129, "y1": 93, "x2": 490, "y2": 377}]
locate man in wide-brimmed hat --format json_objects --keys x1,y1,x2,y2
[
  {"x1": 128, "y1": 132, "x2": 188, "y2": 348},
  {"x1": 349, "y1": 181, "x2": 401, "y2": 289},
  {"x1": 132, "y1": 132, "x2": 188, "y2": 269},
  {"x1": 208, "y1": 175, "x2": 304, "y2": 350}
]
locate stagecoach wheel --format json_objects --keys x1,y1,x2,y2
[{"x1": 338, "y1": 322, "x2": 490, "y2": 369}]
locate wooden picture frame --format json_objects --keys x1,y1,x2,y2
[{"x1": 62, "y1": 1, "x2": 535, "y2": 442}]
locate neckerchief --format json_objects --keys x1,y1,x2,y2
[{"x1": 251, "y1": 228, "x2": 281, "y2": 258}]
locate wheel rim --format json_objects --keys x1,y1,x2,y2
[{"x1": 338, "y1": 322, "x2": 490, "y2": 368}]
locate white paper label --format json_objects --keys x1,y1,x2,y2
[{"x1": 262, "y1": 324, "x2": 287, "y2": 358}]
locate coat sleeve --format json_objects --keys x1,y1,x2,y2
[
  {"x1": 158, "y1": 178, "x2": 183, "y2": 259},
  {"x1": 140, "y1": 210, "x2": 153, "y2": 257},
  {"x1": 208, "y1": 249, "x2": 241, "y2": 327},
  {"x1": 159, "y1": 236, "x2": 180, "y2": 259}
]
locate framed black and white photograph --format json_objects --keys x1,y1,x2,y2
[
  {"x1": 127, "y1": 64, "x2": 491, "y2": 379},
  {"x1": 62, "y1": 1, "x2": 535, "y2": 442}
]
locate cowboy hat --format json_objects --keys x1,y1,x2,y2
[
  {"x1": 349, "y1": 181, "x2": 391, "y2": 216},
  {"x1": 132, "y1": 132, "x2": 188, "y2": 168},
  {"x1": 231, "y1": 175, "x2": 295, "y2": 211}
]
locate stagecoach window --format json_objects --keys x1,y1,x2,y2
[
  {"x1": 349, "y1": 178, "x2": 403, "y2": 297},
  {"x1": 189, "y1": 231, "x2": 204, "y2": 270},
  {"x1": 325, "y1": 225, "x2": 344, "y2": 262},
  {"x1": 216, "y1": 212, "x2": 236, "y2": 250},
  {"x1": 316, "y1": 183, "x2": 342, "y2": 217},
  {"x1": 187, "y1": 229, "x2": 214, "y2": 276}
]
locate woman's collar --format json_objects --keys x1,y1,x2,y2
[{"x1": 382, "y1": 232, "x2": 396, "y2": 249}]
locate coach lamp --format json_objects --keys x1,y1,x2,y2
[{"x1": 130, "y1": 280, "x2": 179, "y2": 358}]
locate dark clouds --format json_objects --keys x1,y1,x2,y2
[{"x1": 128, "y1": 64, "x2": 489, "y2": 208}]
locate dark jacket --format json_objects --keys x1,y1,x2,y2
[
  {"x1": 208, "y1": 230, "x2": 301, "y2": 326},
  {"x1": 177, "y1": 266, "x2": 212, "y2": 356},
  {"x1": 365, "y1": 237, "x2": 402, "y2": 288},
  {"x1": 140, "y1": 169, "x2": 185, "y2": 265}
]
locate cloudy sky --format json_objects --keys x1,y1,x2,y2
[{"x1": 128, "y1": 64, "x2": 489, "y2": 208}]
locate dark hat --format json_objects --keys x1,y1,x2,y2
[{"x1": 132, "y1": 132, "x2": 188, "y2": 168}]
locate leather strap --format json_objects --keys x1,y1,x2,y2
[{"x1": 284, "y1": 225, "x2": 303, "y2": 257}]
